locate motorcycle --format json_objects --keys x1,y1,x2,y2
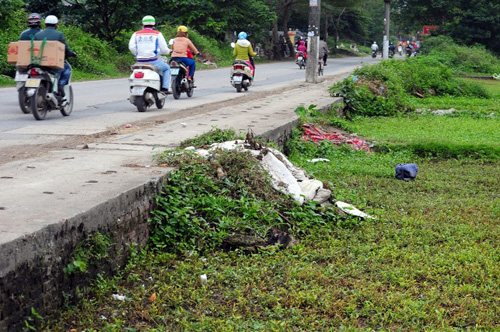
[
  {"x1": 15, "y1": 69, "x2": 30, "y2": 114},
  {"x1": 372, "y1": 50, "x2": 377, "y2": 58},
  {"x1": 296, "y1": 51, "x2": 306, "y2": 69},
  {"x1": 388, "y1": 49, "x2": 395, "y2": 58},
  {"x1": 169, "y1": 58, "x2": 194, "y2": 99},
  {"x1": 128, "y1": 62, "x2": 167, "y2": 112},
  {"x1": 230, "y1": 60, "x2": 253, "y2": 92},
  {"x1": 24, "y1": 64, "x2": 73, "y2": 120}
]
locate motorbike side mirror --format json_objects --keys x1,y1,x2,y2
[
  {"x1": 168, "y1": 39, "x2": 174, "y2": 46},
  {"x1": 230, "y1": 42, "x2": 235, "y2": 49}
]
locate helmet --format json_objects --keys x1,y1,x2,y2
[
  {"x1": 177, "y1": 25, "x2": 188, "y2": 33},
  {"x1": 238, "y1": 31, "x2": 247, "y2": 40},
  {"x1": 142, "y1": 15, "x2": 155, "y2": 25},
  {"x1": 28, "y1": 13, "x2": 41, "y2": 26},
  {"x1": 373, "y1": 41, "x2": 377, "y2": 44},
  {"x1": 45, "y1": 15, "x2": 58, "y2": 25}
]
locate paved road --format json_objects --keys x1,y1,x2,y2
[{"x1": 0, "y1": 57, "x2": 378, "y2": 154}]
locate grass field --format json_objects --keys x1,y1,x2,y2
[{"x1": 40, "y1": 80, "x2": 500, "y2": 331}]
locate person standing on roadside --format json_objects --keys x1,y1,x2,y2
[{"x1": 319, "y1": 38, "x2": 329, "y2": 66}]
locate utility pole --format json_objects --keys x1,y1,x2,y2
[
  {"x1": 306, "y1": 0, "x2": 320, "y2": 83},
  {"x1": 383, "y1": 0, "x2": 390, "y2": 59}
]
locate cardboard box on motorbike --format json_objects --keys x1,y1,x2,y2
[
  {"x1": 15, "y1": 41, "x2": 65, "y2": 69},
  {"x1": 7, "y1": 42, "x2": 19, "y2": 64}
]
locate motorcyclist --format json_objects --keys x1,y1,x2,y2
[
  {"x1": 233, "y1": 31, "x2": 256, "y2": 77},
  {"x1": 129, "y1": 15, "x2": 171, "y2": 93},
  {"x1": 34, "y1": 15, "x2": 78, "y2": 98},
  {"x1": 388, "y1": 42, "x2": 395, "y2": 56},
  {"x1": 296, "y1": 40, "x2": 308, "y2": 61},
  {"x1": 371, "y1": 41, "x2": 379, "y2": 53},
  {"x1": 171, "y1": 25, "x2": 200, "y2": 85},
  {"x1": 19, "y1": 13, "x2": 41, "y2": 41},
  {"x1": 405, "y1": 41, "x2": 413, "y2": 57}
]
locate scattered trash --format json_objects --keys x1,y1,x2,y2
[
  {"x1": 82, "y1": 143, "x2": 89, "y2": 149},
  {"x1": 307, "y1": 158, "x2": 330, "y2": 163},
  {"x1": 395, "y1": 163, "x2": 418, "y2": 181},
  {"x1": 180, "y1": 122, "x2": 188, "y2": 127},
  {"x1": 112, "y1": 294, "x2": 126, "y2": 301},
  {"x1": 124, "y1": 124, "x2": 132, "y2": 128},
  {"x1": 267, "y1": 228, "x2": 299, "y2": 249},
  {"x1": 200, "y1": 274, "x2": 207, "y2": 285},
  {"x1": 302, "y1": 123, "x2": 371, "y2": 151},
  {"x1": 335, "y1": 201, "x2": 375, "y2": 219},
  {"x1": 149, "y1": 292, "x2": 157, "y2": 302}
]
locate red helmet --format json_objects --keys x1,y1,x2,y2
[{"x1": 28, "y1": 13, "x2": 41, "y2": 27}]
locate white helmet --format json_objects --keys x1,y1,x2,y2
[
  {"x1": 373, "y1": 41, "x2": 377, "y2": 44},
  {"x1": 45, "y1": 15, "x2": 58, "y2": 24}
]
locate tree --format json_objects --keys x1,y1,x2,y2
[{"x1": 392, "y1": 0, "x2": 500, "y2": 54}]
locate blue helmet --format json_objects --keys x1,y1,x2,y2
[{"x1": 238, "y1": 31, "x2": 247, "y2": 40}]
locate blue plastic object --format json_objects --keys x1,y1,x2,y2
[{"x1": 395, "y1": 163, "x2": 418, "y2": 181}]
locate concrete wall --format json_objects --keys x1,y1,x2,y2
[{"x1": 0, "y1": 178, "x2": 164, "y2": 332}]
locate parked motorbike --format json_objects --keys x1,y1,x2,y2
[
  {"x1": 296, "y1": 51, "x2": 306, "y2": 69},
  {"x1": 15, "y1": 69, "x2": 30, "y2": 114},
  {"x1": 230, "y1": 60, "x2": 253, "y2": 92},
  {"x1": 169, "y1": 59, "x2": 194, "y2": 99},
  {"x1": 128, "y1": 62, "x2": 167, "y2": 112},
  {"x1": 24, "y1": 64, "x2": 73, "y2": 120}
]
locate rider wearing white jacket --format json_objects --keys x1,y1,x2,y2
[{"x1": 129, "y1": 15, "x2": 171, "y2": 92}]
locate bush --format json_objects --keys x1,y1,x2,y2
[
  {"x1": 330, "y1": 57, "x2": 489, "y2": 118},
  {"x1": 419, "y1": 35, "x2": 500, "y2": 75},
  {"x1": 60, "y1": 25, "x2": 134, "y2": 77}
]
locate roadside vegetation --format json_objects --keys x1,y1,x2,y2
[{"x1": 39, "y1": 43, "x2": 500, "y2": 331}]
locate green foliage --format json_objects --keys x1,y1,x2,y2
[
  {"x1": 420, "y1": 36, "x2": 500, "y2": 75},
  {"x1": 176, "y1": 127, "x2": 242, "y2": 149},
  {"x1": 64, "y1": 232, "x2": 113, "y2": 276},
  {"x1": 60, "y1": 25, "x2": 134, "y2": 77},
  {"x1": 330, "y1": 57, "x2": 490, "y2": 118},
  {"x1": 0, "y1": 6, "x2": 25, "y2": 77},
  {"x1": 294, "y1": 104, "x2": 322, "y2": 122},
  {"x1": 393, "y1": 0, "x2": 500, "y2": 54}
]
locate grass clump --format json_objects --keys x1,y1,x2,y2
[
  {"x1": 177, "y1": 127, "x2": 243, "y2": 149},
  {"x1": 419, "y1": 35, "x2": 500, "y2": 76},
  {"x1": 331, "y1": 58, "x2": 490, "y2": 118}
]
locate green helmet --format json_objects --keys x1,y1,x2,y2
[{"x1": 142, "y1": 15, "x2": 155, "y2": 26}]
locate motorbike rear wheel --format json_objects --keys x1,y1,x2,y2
[
  {"x1": 172, "y1": 77, "x2": 181, "y2": 100},
  {"x1": 155, "y1": 93, "x2": 166, "y2": 109},
  {"x1": 187, "y1": 86, "x2": 194, "y2": 98},
  {"x1": 136, "y1": 96, "x2": 148, "y2": 112},
  {"x1": 60, "y1": 86, "x2": 73, "y2": 116},
  {"x1": 31, "y1": 85, "x2": 48, "y2": 120},
  {"x1": 18, "y1": 86, "x2": 31, "y2": 114},
  {"x1": 235, "y1": 83, "x2": 242, "y2": 93}
]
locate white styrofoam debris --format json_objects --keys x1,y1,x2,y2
[
  {"x1": 112, "y1": 294, "x2": 126, "y2": 301},
  {"x1": 308, "y1": 158, "x2": 330, "y2": 163},
  {"x1": 313, "y1": 188, "x2": 332, "y2": 204},
  {"x1": 298, "y1": 179, "x2": 323, "y2": 201},
  {"x1": 335, "y1": 201, "x2": 375, "y2": 219},
  {"x1": 261, "y1": 152, "x2": 304, "y2": 204}
]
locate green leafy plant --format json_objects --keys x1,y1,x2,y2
[{"x1": 64, "y1": 232, "x2": 113, "y2": 276}]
